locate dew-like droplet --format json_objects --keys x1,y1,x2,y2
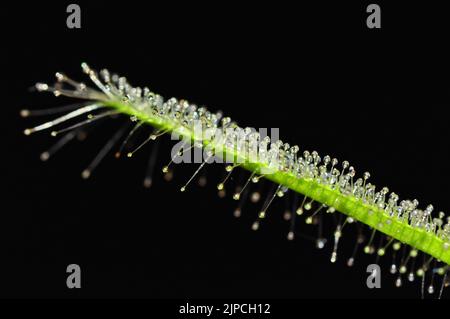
[
  {"x1": 390, "y1": 264, "x2": 397, "y2": 274},
  {"x1": 287, "y1": 231, "x2": 294, "y2": 241},
  {"x1": 399, "y1": 265, "x2": 407, "y2": 274},
  {"x1": 330, "y1": 252, "x2": 337, "y2": 263},
  {"x1": 428, "y1": 285, "x2": 435, "y2": 294},
  {"x1": 316, "y1": 238, "x2": 326, "y2": 249},
  {"x1": 347, "y1": 258, "x2": 354, "y2": 267}
]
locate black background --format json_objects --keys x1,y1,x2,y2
[{"x1": 2, "y1": 1, "x2": 450, "y2": 299}]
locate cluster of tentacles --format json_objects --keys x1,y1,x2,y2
[{"x1": 22, "y1": 63, "x2": 449, "y2": 298}]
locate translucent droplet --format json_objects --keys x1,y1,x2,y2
[
  {"x1": 81, "y1": 169, "x2": 90, "y2": 179},
  {"x1": 250, "y1": 192, "x2": 260, "y2": 203},
  {"x1": 390, "y1": 264, "x2": 397, "y2": 274},
  {"x1": 40, "y1": 152, "x2": 50, "y2": 162},
  {"x1": 20, "y1": 109, "x2": 30, "y2": 118},
  {"x1": 283, "y1": 211, "x2": 291, "y2": 221},
  {"x1": 428, "y1": 285, "x2": 434, "y2": 294},
  {"x1": 364, "y1": 245, "x2": 374, "y2": 254},
  {"x1": 287, "y1": 231, "x2": 294, "y2": 241},
  {"x1": 347, "y1": 258, "x2": 354, "y2": 267},
  {"x1": 330, "y1": 252, "x2": 337, "y2": 263},
  {"x1": 316, "y1": 238, "x2": 326, "y2": 249},
  {"x1": 143, "y1": 177, "x2": 152, "y2": 188}
]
